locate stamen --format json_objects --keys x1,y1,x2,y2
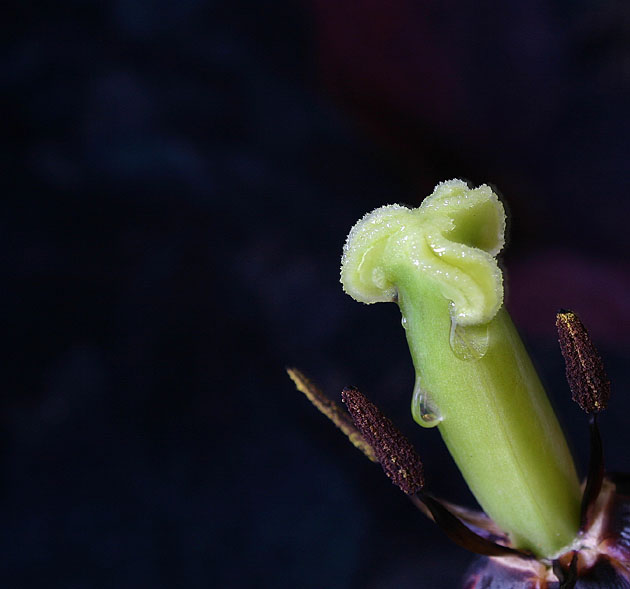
[
  {"x1": 287, "y1": 368, "x2": 377, "y2": 462},
  {"x1": 555, "y1": 311, "x2": 609, "y2": 527},
  {"x1": 312, "y1": 378, "x2": 531, "y2": 558},
  {"x1": 556, "y1": 310, "x2": 610, "y2": 414}
]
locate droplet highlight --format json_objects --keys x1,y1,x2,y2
[
  {"x1": 449, "y1": 319, "x2": 489, "y2": 361},
  {"x1": 411, "y1": 377, "x2": 442, "y2": 428}
]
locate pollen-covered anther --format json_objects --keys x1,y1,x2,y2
[
  {"x1": 287, "y1": 368, "x2": 378, "y2": 462},
  {"x1": 341, "y1": 386, "x2": 424, "y2": 494},
  {"x1": 556, "y1": 310, "x2": 611, "y2": 414}
]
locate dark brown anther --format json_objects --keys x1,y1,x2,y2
[
  {"x1": 556, "y1": 310, "x2": 610, "y2": 414},
  {"x1": 341, "y1": 386, "x2": 424, "y2": 494}
]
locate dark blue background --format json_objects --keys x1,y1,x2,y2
[{"x1": 3, "y1": 1, "x2": 630, "y2": 587}]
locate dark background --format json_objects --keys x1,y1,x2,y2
[{"x1": 3, "y1": 1, "x2": 630, "y2": 587}]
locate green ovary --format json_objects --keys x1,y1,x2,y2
[{"x1": 341, "y1": 180, "x2": 581, "y2": 557}]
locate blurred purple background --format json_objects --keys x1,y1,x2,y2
[{"x1": 3, "y1": 1, "x2": 630, "y2": 587}]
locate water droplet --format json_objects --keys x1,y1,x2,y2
[
  {"x1": 449, "y1": 319, "x2": 489, "y2": 361},
  {"x1": 411, "y1": 377, "x2": 442, "y2": 428},
  {"x1": 401, "y1": 315, "x2": 407, "y2": 329}
]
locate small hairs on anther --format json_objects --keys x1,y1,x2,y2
[
  {"x1": 342, "y1": 386, "x2": 424, "y2": 494},
  {"x1": 556, "y1": 311, "x2": 610, "y2": 414}
]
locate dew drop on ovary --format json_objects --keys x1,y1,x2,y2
[
  {"x1": 449, "y1": 318, "x2": 489, "y2": 361},
  {"x1": 411, "y1": 376, "x2": 442, "y2": 427}
]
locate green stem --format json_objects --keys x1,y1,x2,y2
[{"x1": 399, "y1": 279, "x2": 579, "y2": 556}]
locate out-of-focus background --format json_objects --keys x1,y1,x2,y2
[{"x1": 3, "y1": 1, "x2": 630, "y2": 587}]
